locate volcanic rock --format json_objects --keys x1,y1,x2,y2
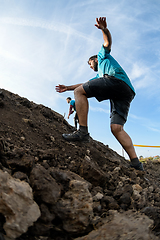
[
  {"x1": 0, "y1": 89, "x2": 160, "y2": 239},
  {"x1": 0, "y1": 169, "x2": 40, "y2": 239}
]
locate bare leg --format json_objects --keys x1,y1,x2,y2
[
  {"x1": 74, "y1": 85, "x2": 88, "y2": 127},
  {"x1": 111, "y1": 124, "x2": 137, "y2": 160}
]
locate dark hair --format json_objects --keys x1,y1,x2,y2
[
  {"x1": 88, "y1": 55, "x2": 97, "y2": 64},
  {"x1": 66, "y1": 97, "x2": 71, "y2": 100}
]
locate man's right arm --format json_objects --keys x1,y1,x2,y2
[
  {"x1": 68, "y1": 105, "x2": 74, "y2": 119},
  {"x1": 55, "y1": 83, "x2": 82, "y2": 93},
  {"x1": 95, "y1": 17, "x2": 112, "y2": 51}
]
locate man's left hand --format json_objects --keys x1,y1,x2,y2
[{"x1": 95, "y1": 17, "x2": 107, "y2": 30}]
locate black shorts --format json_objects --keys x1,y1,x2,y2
[{"x1": 83, "y1": 75, "x2": 135, "y2": 125}]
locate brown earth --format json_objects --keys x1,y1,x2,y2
[{"x1": 0, "y1": 88, "x2": 160, "y2": 240}]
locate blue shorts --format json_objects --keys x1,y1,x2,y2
[{"x1": 83, "y1": 75, "x2": 135, "y2": 125}]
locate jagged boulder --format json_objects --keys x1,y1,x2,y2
[
  {"x1": 75, "y1": 210, "x2": 158, "y2": 240},
  {"x1": 54, "y1": 179, "x2": 93, "y2": 233},
  {"x1": 0, "y1": 169, "x2": 40, "y2": 239},
  {"x1": 29, "y1": 164, "x2": 62, "y2": 205}
]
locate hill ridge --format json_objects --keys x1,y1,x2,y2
[{"x1": 0, "y1": 88, "x2": 160, "y2": 240}]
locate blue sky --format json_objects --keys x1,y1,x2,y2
[{"x1": 0, "y1": 0, "x2": 160, "y2": 158}]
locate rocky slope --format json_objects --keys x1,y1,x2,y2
[{"x1": 0, "y1": 89, "x2": 160, "y2": 240}]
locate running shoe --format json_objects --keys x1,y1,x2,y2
[{"x1": 62, "y1": 129, "x2": 90, "y2": 142}]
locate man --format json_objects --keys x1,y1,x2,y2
[
  {"x1": 56, "y1": 17, "x2": 143, "y2": 171},
  {"x1": 66, "y1": 97, "x2": 79, "y2": 129}
]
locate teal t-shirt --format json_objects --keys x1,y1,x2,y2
[
  {"x1": 90, "y1": 45, "x2": 135, "y2": 93},
  {"x1": 70, "y1": 100, "x2": 76, "y2": 111}
]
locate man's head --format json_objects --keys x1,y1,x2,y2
[
  {"x1": 88, "y1": 55, "x2": 98, "y2": 72},
  {"x1": 66, "y1": 97, "x2": 71, "y2": 104}
]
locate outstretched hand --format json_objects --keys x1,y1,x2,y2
[
  {"x1": 55, "y1": 84, "x2": 67, "y2": 93},
  {"x1": 95, "y1": 17, "x2": 107, "y2": 30}
]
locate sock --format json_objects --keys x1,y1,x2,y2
[
  {"x1": 79, "y1": 125, "x2": 88, "y2": 134},
  {"x1": 131, "y1": 157, "x2": 140, "y2": 166}
]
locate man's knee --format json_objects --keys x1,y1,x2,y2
[
  {"x1": 74, "y1": 85, "x2": 86, "y2": 96},
  {"x1": 111, "y1": 124, "x2": 123, "y2": 135}
]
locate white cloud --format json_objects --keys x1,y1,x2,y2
[
  {"x1": 130, "y1": 63, "x2": 146, "y2": 80},
  {"x1": 129, "y1": 113, "x2": 160, "y2": 135},
  {"x1": 129, "y1": 62, "x2": 160, "y2": 91},
  {"x1": 148, "y1": 127, "x2": 160, "y2": 134},
  {"x1": 90, "y1": 106, "x2": 109, "y2": 114},
  {"x1": 129, "y1": 113, "x2": 144, "y2": 120},
  {"x1": 0, "y1": 17, "x2": 98, "y2": 43}
]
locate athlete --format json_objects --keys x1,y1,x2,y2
[
  {"x1": 66, "y1": 97, "x2": 79, "y2": 129},
  {"x1": 56, "y1": 17, "x2": 143, "y2": 171}
]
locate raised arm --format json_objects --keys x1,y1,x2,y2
[{"x1": 95, "y1": 17, "x2": 112, "y2": 50}]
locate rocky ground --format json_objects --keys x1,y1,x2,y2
[{"x1": 0, "y1": 88, "x2": 160, "y2": 240}]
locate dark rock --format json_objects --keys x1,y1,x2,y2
[
  {"x1": 91, "y1": 186, "x2": 103, "y2": 196},
  {"x1": 0, "y1": 101, "x2": 4, "y2": 108},
  {"x1": 79, "y1": 155, "x2": 107, "y2": 186},
  {"x1": 7, "y1": 154, "x2": 34, "y2": 172},
  {"x1": 142, "y1": 206, "x2": 160, "y2": 232},
  {"x1": 40, "y1": 204, "x2": 55, "y2": 223},
  {"x1": 0, "y1": 233, "x2": 5, "y2": 240},
  {"x1": 119, "y1": 192, "x2": 131, "y2": 210},
  {"x1": 102, "y1": 196, "x2": 119, "y2": 210},
  {"x1": 29, "y1": 221, "x2": 53, "y2": 236},
  {"x1": 0, "y1": 213, "x2": 5, "y2": 235},
  {"x1": 93, "y1": 201, "x2": 102, "y2": 213},
  {"x1": 30, "y1": 164, "x2": 62, "y2": 204},
  {"x1": 13, "y1": 171, "x2": 29, "y2": 182}
]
